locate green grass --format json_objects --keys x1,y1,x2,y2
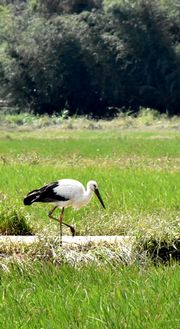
[
  {"x1": 0, "y1": 133, "x2": 180, "y2": 158},
  {"x1": 0, "y1": 262, "x2": 180, "y2": 329}
]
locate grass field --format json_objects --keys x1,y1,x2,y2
[
  {"x1": 0, "y1": 113, "x2": 180, "y2": 328},
  {"x1": 0, "y1": 262, "x2": 180, "y2": 329}
]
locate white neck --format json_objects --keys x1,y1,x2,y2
[{"x1": 83, "y1": 184, "x2": 93, "y2": 205}]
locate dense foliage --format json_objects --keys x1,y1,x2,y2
[{"x1": 0, "y1": 0, "x2": 179, "y2": 116}]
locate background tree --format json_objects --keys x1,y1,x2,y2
[
  {"x1": 38, "y1": 0, "x2": 103, "y2": 15},
  {"x1": 0, "y1": 0, "x2": 179, "y2": 116}
]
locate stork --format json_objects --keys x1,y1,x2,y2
[{"x1": 23, "y1": 179, "x2": 105, "y2": 242}]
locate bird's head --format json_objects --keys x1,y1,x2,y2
[
  {"x1": 87, "y1": 180, "x2": 105, "y2": 209},
  {"x1": 88, "y1": 180, "x2": 98, "y2": 192}
]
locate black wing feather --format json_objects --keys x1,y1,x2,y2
[{"x1": 24, "y1": 181, "x2": 69, "y2": 205}]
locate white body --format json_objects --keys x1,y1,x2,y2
[{"x1": 53, "y1": 179, "x2": 94, "y2": 210}]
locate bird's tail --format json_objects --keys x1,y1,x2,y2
[{"x1": 23, "y1": 189, "x2": 40, "y2": 205}]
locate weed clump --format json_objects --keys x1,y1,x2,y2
[{"x1": 0, "y1": 203, "x2": 33, "y2": 235}]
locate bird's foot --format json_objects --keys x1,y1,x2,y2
[
  {"x1": 61, "y1": 221, "x2": 75, "y2": 237},
  {"x1": 70, "y1": 226, "x2": 75, "y2": 237}
]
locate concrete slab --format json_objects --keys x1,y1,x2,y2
[{"x1": 0, "y1": 235, "x2": 134, "y2": 246}]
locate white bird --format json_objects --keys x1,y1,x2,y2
[{"x1": 23, "y1": 179, "x2": 105, "y2": 238}]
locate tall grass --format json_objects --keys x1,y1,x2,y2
[
  {"x1": 0, "y1": 109, "x2": 180, "y2": 130},
  {"x1": 0, "y1": 262, "x2": 179, "y2": 329}
]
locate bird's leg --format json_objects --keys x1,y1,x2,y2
[
  {"x1": 48, "y1": 206, "x2": 75, "y2": 237},
  {"x1": 59, "y1": 207, "x2": 64, "y2": 246},
  {"x1": 48, "y1": 206, "x2": 58, "y2": 221},
  {"x1": 57, "y1": 208, "x2": 75, "y2": 237},
  {"x1": 49, "y1": 206, "x2": 63, "y2": 245}
]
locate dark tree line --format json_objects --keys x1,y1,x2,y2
[{"x1": 0, "y1": 0, "x2": 179, "y2": 117}]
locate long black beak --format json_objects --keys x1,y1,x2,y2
[{"x1": 94, "y1": 189, "x2": 106, "y2": 209}]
